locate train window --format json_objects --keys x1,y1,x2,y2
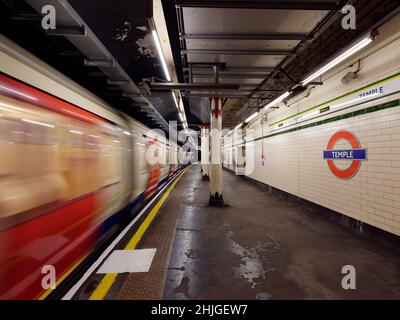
[
  {"x1": 0, "y1": 94, "x2": 122, "y2": 220},
  {"x1": 0, "y1": 96, "x2": 66, "y2": 217}
]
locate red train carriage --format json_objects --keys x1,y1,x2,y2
[{"x1": 0, "y1": 73, "x2": 123, "y2": 299}]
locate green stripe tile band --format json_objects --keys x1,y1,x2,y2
[
  {"x1": 225, "y1": 99, "x2": 400, "y2": 148},
  {"x1": 255, "y1": 99, "x2": 399, "y2": 142},
  {"x1": 270, "y1": 72, "x2": 400, "y2": 126}
]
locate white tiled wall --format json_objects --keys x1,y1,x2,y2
[
  {"x1": 224, "y1": 17, "x2": 400, "y2": 236},
  {"x1": 247, "y1": 100, "x2": 400, "y2": 236}
]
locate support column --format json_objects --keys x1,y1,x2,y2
[
  {"x1": 209, "y1": 97, "x2": 224, "y2": 206},
  {"x1": 201, "y1": 125, "x2": 210, "y2": 180}
]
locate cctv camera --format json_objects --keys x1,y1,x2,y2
[{"x1": 341, "y1": 71, "x2": 357, "y2": 84}]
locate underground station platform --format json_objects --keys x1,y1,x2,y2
[
  {"x1": 1, "y1": 0, "x2": 400, "y2": 317},
  {"x1": 68, "y1": 165, "x2": 400, "y2": 301}
]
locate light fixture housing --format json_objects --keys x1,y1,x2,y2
[
  {"x1": 234, "y1": 123, "x2": 242, "y2": 130},
  {"x1": 172, "y1": 91, "x2": 179, "y2": 108},
  {"x1": 179, "y1": 99, "x2": 185, "y2": 113},
  {"x1": 263, "y1": 91, "x2": 290, "y2": 110},
  {"x1": 301, "y1": 32, "x2": 373, "y2": 85},
  {"x1": 152, "y1": 30, "x2": 171, "y2": 82},
  {"x1": 244, "y1": 111, "x2": 259, "y2": 123}
]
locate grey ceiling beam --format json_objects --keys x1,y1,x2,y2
[
  {"x1": 175, "y1": 1, "x2": 341, "y2": 10},
  {"x1": 184, "y1": 66, "x2": 275, "y2": 73},
  {"x1": 47, "y1": 26, "x2": 85, "y2": 36},
  {"x1": 12, "y1": 13, "x2": 42, "y2": 21},
  {"x1": 150, "y1": 83, "x2": 240, "y2": 91},
  {"x1": 185, "y1": 89, "x2": 280, "y2": 93},
  {"x1": 191, "y1": 73, "x2": 269, "y2": 79},
  {"x1": 181, "y1": 33, "x2": 311, "y2": 41},
  {"x1": 88, "y1": 71, "x2": 108, "y2": 78},
  {"x1": 184, "y1": 70, "x2": 272, "y2": 76},
  {"x1": 181, "y1": 49, "x2": 292, "y2": 55},
  {"x1": 122, "y1": 92, "x2": 142, "y2": 98},
  {"x1": 59, "y1": 50, "x2": 83, "y2": 57},
  {"x1": 186, "y1": 93, "x2": 257, "y2": 98},
  {"x1": 84, "y1": 58, "x2": 114, "y2": 67},
  {"x1": 238, "y1": 85, "x2": 282, "y2": 91},
  {"x1": 107, "y1": 79, "x2": 130, "y2": 85}
]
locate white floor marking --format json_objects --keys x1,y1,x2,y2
[
  {"x1": 96, "y1": 249, "x2": 156, "y2": 274},
  {"x1": 61, "y1": 172, "x2": 181, "y2": 300}
]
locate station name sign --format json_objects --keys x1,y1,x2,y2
[
  {"x1": 323, "y1": 149, "x2": 366, "y2": 160},
  {"x1": 270, "y1": 73, "x2": 400, "y2": 132},
  {"x1": 324, "y1": 131, "x2": 366, "y2": 179}
]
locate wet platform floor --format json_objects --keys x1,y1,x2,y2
[{"x1": 163, "y1": 165, "x2": 400, "y2": 299}]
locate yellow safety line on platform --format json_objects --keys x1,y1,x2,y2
[{"x1": 89, "y1": 168, "x2": 188, "y2": 300}]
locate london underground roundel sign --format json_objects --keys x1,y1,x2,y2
[{"x1": 323, "y1": 131, "x2": 366, "y2": 179}]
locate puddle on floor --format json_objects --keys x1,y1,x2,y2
[{"x1": 226, "y1": 231, "x2": 278, "y2": 289}]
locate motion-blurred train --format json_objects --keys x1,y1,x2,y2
[{"x1": 0, "y1": 36, "x2": 186, "y2": 299}]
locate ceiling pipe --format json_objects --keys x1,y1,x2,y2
[
  {"x1": 185, "y1": 93, "x2": 266, "y2": 99},
  {"x1": 150, "y1": 83, "x2": 240, "y2": 91},
  {"x1": 190, "y1": 73, "x2": 270, "y2": 79},
  {"x1": 180, "y1": 33, "x2": 311, "y2": 41},
  {"x1": 181, "y1": 49, "x2": 292, "y2": 55}
]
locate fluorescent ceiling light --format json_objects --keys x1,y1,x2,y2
[
  {"x1": 301, "y1": 34, "x2": 372, "y2": 85},
  {"x1": 173, "y1": 91, "x2": 187, "y2": 123},
  {"x1": 172, "y1": 91, "x2": 179, "y2": 109},
  {"x1": 152, "y1": 30, "x2": 171, "y2": 82},
  {"x1": 296, "y1": 110, "x2": 319, "y2": 122},
  {"x1": 234, "y1": 123, "x2": 242, "y2": 130},
  {"x1": 179, "y1": 100, "x2": 185, "y2": 113},
  {"x1": 244, "y1": 111, "x2": 259, "y2": 123},
  {"x1": 263, "y1": 91, "x2": 290, "y2": 110}
]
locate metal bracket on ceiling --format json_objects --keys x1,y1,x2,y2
[
  {"x1": 306, "y1": 81, "x2": 323, "y2": 86},
  {"x1": 279, "y1": 68, "x2": 299, "y2": 85}
]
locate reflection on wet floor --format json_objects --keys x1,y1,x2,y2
[
  {"x1": 163, "y1": 165, "x2": 400, "y2": 300},
  {"x1": 226, "y1": 230, "x2": 277, "y2": 289}
]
